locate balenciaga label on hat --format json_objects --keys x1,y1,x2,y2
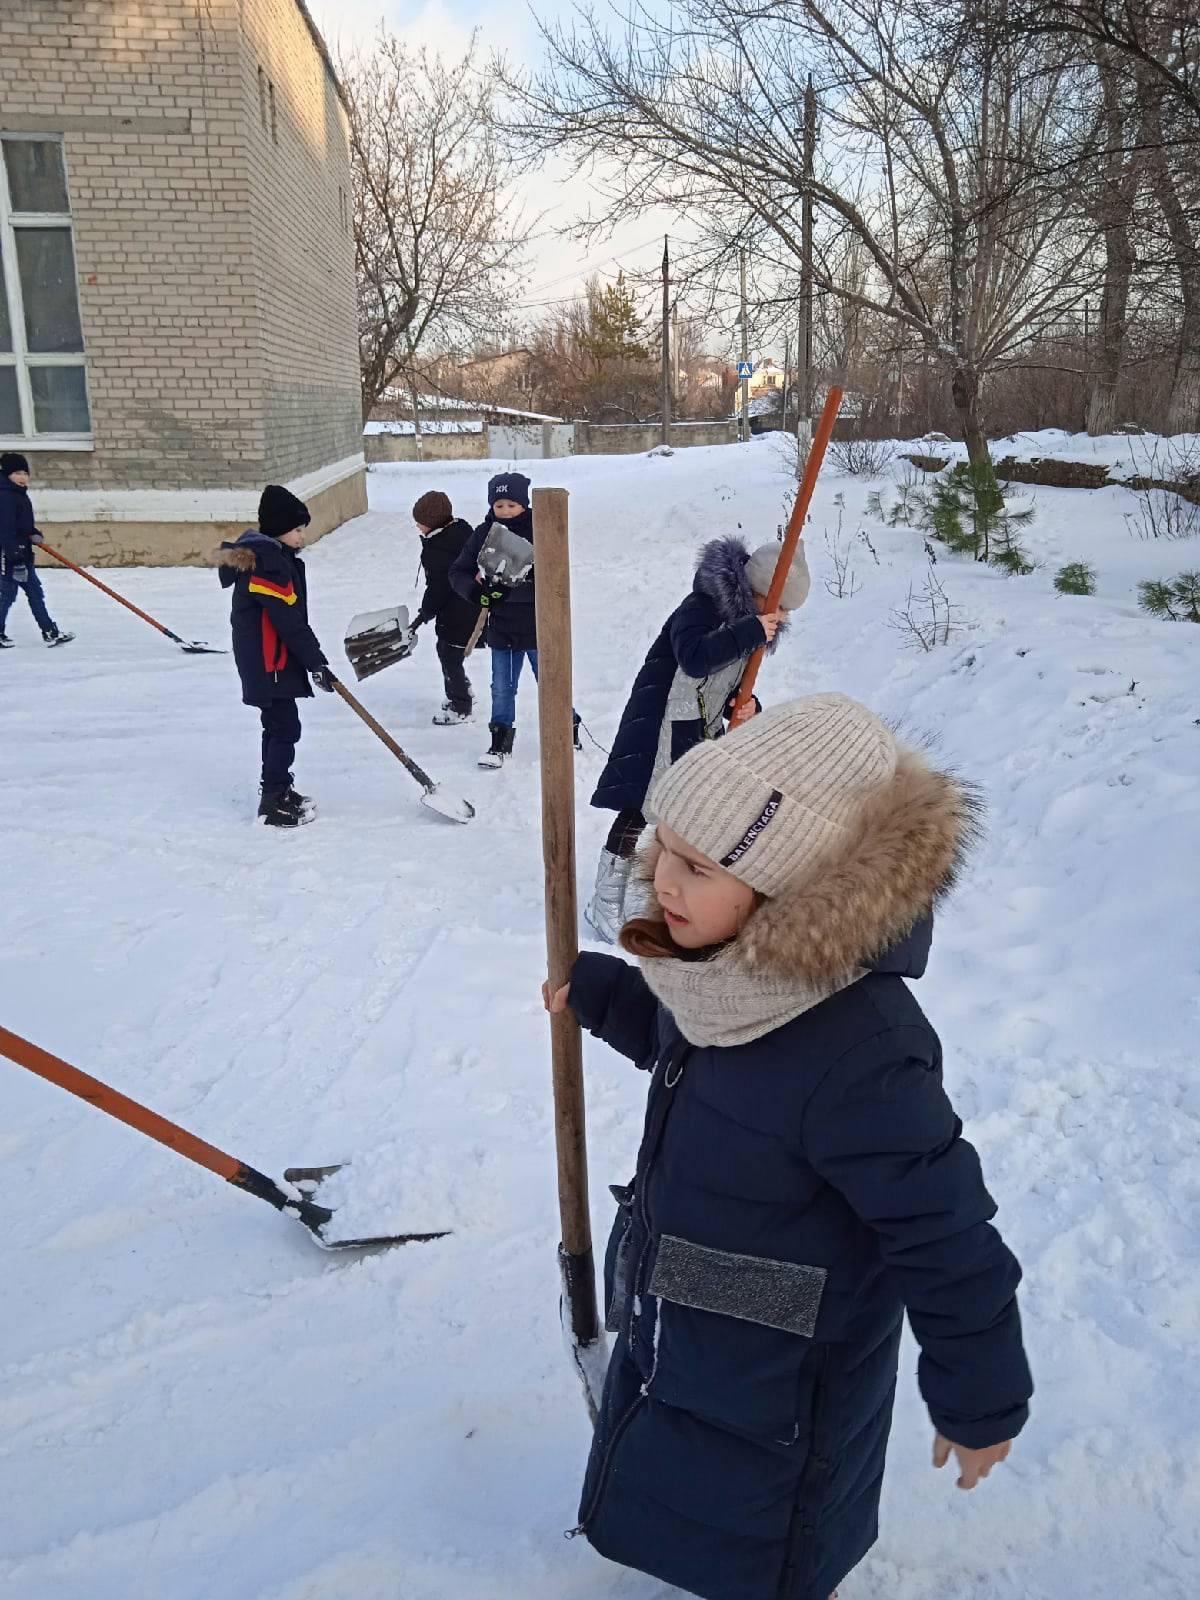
[{"x1": 720, "y1": 789, "x2": 783, "y2": 868}]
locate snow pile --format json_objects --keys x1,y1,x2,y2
[{"x1": 0, "y1": 432, "x2": 1197, "y2": 1599}]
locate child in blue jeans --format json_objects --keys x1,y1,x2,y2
[{"x1": 450, "y1": 470, "x2": 580, "y2": 768}]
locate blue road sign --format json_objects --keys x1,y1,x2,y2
[{"x1": 737, "y1": 361, "x2": 755, "y2": 379}]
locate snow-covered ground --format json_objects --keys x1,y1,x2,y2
[{"x1": 1, "y1": 433, "x2": 1197, "y2": 1600}]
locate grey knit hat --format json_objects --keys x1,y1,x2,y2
[
  {"x1": 647, "y1": 693, "x2": 898, "y2": 897},
  {"x1": 744, "y1": 541, "x2": 811, "y2": 609}
]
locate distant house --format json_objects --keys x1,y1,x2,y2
[
  {"x1": 0, "y1": 0, "x2": 364, "y2": 565},
  {"x1": 459, "y1": 347, "x2": 537, "y2": 402}
]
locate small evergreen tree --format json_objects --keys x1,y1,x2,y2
[
  {"x1": 921, "y1": 463, "x2": 1034, "y2": 573},
  {"x1": 1054, "y1": 561, "x2": 1097, "y2": 596},
  {"x1": 1138, "y1": 573, "x2": 1200, "y2": 622}
]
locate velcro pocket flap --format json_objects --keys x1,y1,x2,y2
[{"x1": 649, "y1": 1234, "x2": 827, "y2": 1339}]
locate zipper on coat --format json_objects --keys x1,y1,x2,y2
[{"x1": 572, "y1": 1039, "x2": 690, "y2": 1540}]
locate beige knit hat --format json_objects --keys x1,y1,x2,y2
[
  {"x1": 646, "y1": 693, "x2": 898, "y2": 897},
  {"x1": 744, "y1": 541, "x2": 811, "y2": 609}
]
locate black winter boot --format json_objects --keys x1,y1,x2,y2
[
  {"x1": 478, "y1": 722, "x2": 515, "y2": 769},
  {"x1": 258, "y1": 788, "x2": 313, "y2": 827}
]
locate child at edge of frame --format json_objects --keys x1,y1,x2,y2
[{"x1": 544, "y1": 692, "x2": 1032, "y2": 1600}]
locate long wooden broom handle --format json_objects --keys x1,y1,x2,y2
[
  {"x1": 39, "y1": 544, "x2": 179, "y2": 639},
  {"x1": 0, "y1": 1023, "x2": 243, "y2": 1183},
  {"x1": 730, "y1": 386, "x2": 843, "y2": 720}
]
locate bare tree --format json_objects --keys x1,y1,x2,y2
[
  {"x1": 341, "y1": 33, "x2": 525, "y2": 421},
  {"x1": 1084, "y1": 45, "x2": 1144, "y2": 433},
  {"x1": 508, "y1": 0, "x2": 1097, "y2": 466},
  {"x1": 1011, "y1": 0, "x2": 1200, "y2": 128}
]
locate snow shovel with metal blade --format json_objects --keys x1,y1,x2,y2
[
  {"x1": 39, "y1": 544, "x2": 224, "y2": 653},
  {"x1": 344, "y1": 605, "x2": 417, "y2": 682},
  {"x1": 330, "y1": 675, "x2": 475, "y2": 822},
  {"x1": 0, "y1": 1024, "x2": 449, "y2": 1252}
]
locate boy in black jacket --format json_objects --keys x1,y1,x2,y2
[
  {"x1": 217, "y1": 485, "x2": 333, "y2": 827},
  {"x1": 412, "y1": 490, "x2": 483, "y2": 725},
  {"x1": 0, "y1": 453, "x2": 73, "y2": 647}
]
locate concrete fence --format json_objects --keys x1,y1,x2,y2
[
  {"x1": 364, "y1": 417, "x2": 739, "y2": 464},
  {"x1": 573, "y1": 420, "x2": 738, "y2": 454}
]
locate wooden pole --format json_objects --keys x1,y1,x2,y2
[
  {"x1": 532, "y1": 488, "x2": 600, "y2": 1356},
  {"x1": 730, "y1": 387, "x2": 843, "y2": 721}
]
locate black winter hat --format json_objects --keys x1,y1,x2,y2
[
  {"x1": 258, "y1": 484, "x2": 311, "y2": 538},
  {"x1": 487, "y1": 472, "x2": 531, "y2": 510},
  {"x1": 1, "y1": 452, "x2": 30, "y2": 479}
]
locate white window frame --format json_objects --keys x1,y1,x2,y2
[{"x1": 0, "y1": 132, "x2": 93, "y2": 451}]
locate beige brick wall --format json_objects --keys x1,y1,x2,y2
[
  {"x1": 0, "y1": 0, "x2": 361, "y2": 500},
  {"x1": 237, "y1": 0, "x2": 362, "y2": 482}
]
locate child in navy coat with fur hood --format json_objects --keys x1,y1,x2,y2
[
  {"x1": 547, "y1": 693, "x2": 1032, "y2": 1600},
  {"x1": 585, "y1": 535, "x2": 808, "y2": 941},
  {"x1": 217, "y1": 485, "x2": 333, "y2": 827}
]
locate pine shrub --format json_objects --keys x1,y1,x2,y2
[
  {"x1": 1138, "y1": 572, "x2": 1200, "y2": 622},
  {"x1": 1054, "y1": 561, "x2": 1097, "y2": 596}
]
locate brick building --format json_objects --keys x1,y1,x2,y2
[{"x1": 0, "y1": 0, "x2": 364, "y2": 564}]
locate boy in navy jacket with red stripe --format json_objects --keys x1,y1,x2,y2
[{"x1": 217, "y1": 485, "x2": 331, "y2": 827}]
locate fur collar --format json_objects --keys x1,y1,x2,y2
[
  {"x1": 693, "y1": 536, "x2": 755, "y2": 626},
  {"x1": 636, "y1": 743, "x2": 981, "y2": 993}
]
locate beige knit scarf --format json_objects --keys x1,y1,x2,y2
[{"x1": 639, "y1": 938, "x2": 857, "y2": 1049}]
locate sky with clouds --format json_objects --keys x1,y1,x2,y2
[{"x1": 306, "y1": 0, "x2": 687, "y2": 338}]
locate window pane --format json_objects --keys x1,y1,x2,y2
[
  {"x1": 0, "y1": 239, "x2": 11, "y2": 352},
  {"x1": 0, "y1": 366, "x2": 20, "y2": 433},
  {"x1": 15, "y1": 229, "x2": 84, "y2": 352},
  {"x1": 30, "y1": 365, "x2": 90, "y2": 433},
  {"x1": 3, "y1": 140, "x2": 69, "y2": 212}
]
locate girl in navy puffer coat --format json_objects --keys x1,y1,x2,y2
[
  {"x1": 585, "y1": 535, "x2": 807, "y2": 942},
  {"x1": 547, "y1": 693, "x2": 1032, "y2": 1600}
]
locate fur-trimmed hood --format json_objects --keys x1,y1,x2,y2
[
  {"x1": 693, "y1": 536, "x2": 756, "y2": 626},
  {"x1": 635, "y1": 743, "x2": 981, "y2": 992},
  {"x1": 216, "y1": 530, "x2": 279, "y2": 586}
]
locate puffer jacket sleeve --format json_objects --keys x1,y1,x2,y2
[
  {"x1": 249, "y1": 547, "x2": 327, "y2": 670},
  {"x1": 802, "y1": 1025, "x2": 1032, "y2": 1449},
  {"x1": 669, "y1": 599, "x2": 766, "y2": 679},
  {"x1": 569, "y1": 953, "x2": 659, "y2": 1068},
  {"x1": 449, "y1": 521, "x2": 487, "y2": 604},
  {"x1": 0, "y1": 487, "x2": 27, "y2": 568}
]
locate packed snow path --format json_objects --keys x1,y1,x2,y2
[{"x1": 1, "y1": 437, "x2": 1197, "y2": 1599}]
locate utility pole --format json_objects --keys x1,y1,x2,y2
[
  {"x1": 672, "y1": 300, "x2": 680, "y2": 411},
  {"x1": 797, "y1": 74, "x2": 816, "y2": 463},
  {"x1": 783, "y1": 331, "x2": 791, "y2": 431},
  {"x1": 739, "y1": 247, "x2": 750, "y2": 444},
  {"x1": 661, "y1": 235, "x2": 671, "y2": 446}
]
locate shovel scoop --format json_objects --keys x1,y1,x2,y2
[
  {"x1": 0, "y1": 1026, "x2": 449, "y2": 1254},
  {"x1": 344, "y1": 606, "x2": 418, "y2": 682}
]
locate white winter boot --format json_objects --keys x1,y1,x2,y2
[{"x1": 584, "y1": 848, "x2": 634, "y2": 944}]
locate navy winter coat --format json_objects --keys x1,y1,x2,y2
[
  {"x1": 449, "y1": 508, "x2": 537, "y2": 652},
  {"x1": 0, "y1": 475, "x2": 39, "y2": 579},
  {"x1": 567, "y1": 779, "x2": 1031, "y2": 1600},
  {"x1": 592, "y1": 537, "x2": 768, "y2": 814},
  {"x1": 415, "y1": 517, "x2": 483, "y2": 647},
  {"x1": 217, "y1": 532, "x2": 327, "y2": 707}
]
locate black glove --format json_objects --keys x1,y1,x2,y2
[
  {"x1": 311, "y1": 666, "x2": 336, "y2": 693},
  {"x1": 478, "y1": 581, "x2": 507, "y2": 609}
]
